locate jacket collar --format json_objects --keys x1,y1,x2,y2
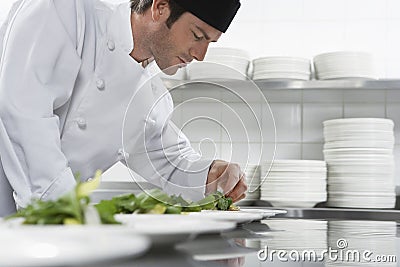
[{"x1": 107, "y1": 2, "x2": 134, "y2": 54}]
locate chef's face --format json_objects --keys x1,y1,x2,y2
[{"x1": 151, "y1": 5, "x2": 222, "y2": 74}]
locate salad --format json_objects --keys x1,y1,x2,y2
[{"x1": 7, "y1": 171, "x2": 238, "y2": 225}]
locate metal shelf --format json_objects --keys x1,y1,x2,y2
[{"x1": 163, "y1": 79, "x2": 400, "y2": 90}]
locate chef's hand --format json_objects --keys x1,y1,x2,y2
[{"x1": 206, "y1": 160, "x2": 247, "y2": 202}]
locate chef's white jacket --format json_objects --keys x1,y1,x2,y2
[{"x1": 0, "y1": 0, "x2": 212, "y2": 211}]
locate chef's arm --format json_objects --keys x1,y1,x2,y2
[
  {"x1": 126, "y1": 121, "x2": 213, "y2": 202},
  {"x1": 0, "y1": 0, "x2": 81, "y2": 207}
]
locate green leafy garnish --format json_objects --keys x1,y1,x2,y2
[
  {"x1": 6, "y1": 171, "x2": 238, "y2": 225},
  {"x1": 7, "y1": 171, "x2": 102, "y2": 225},
  {"x1": 93, "y1": 189, "x2": 237, "y2": 223}
]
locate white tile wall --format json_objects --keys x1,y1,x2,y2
[
  {"x1": 303, "y1": 90, "x2": 343, "y2": 103},
  {"x1": 344, "y1": 103, "x2": 386, "y2": 118},
  {"x1": 386, "y1": 104, "x2": 400, "y2": 144},
  {"x1": 220, "y1": 142, "x2": 263, "y2": 165},
  {"x1": 345, "y1": 0, "x2": 387, "y2": 20},
  {"x1": 221, "y1": 103, "x2": 262, "y2": 143},
  {"x1": 263, "y1": 0, "x2": 304, "y2": 21},
  {"x1": 263, "y1": 103, "x2": 302, "y2": 143},
  {"x1": 269, "y1": 143, "x2": 302, "y2": 160},
  {"x1": 387, "y1": 90, "x2": 400, "y2": 103},
  {"x1": 343, "y1": 90, "x2": 386, "y2": 103},
  {"x1": 394, "y1": 145, "x2": 400, "y2": 185},
  {"x1": 302, "y1": 143, "x2": 324, "y2": 160},
  {"x1": 263, "y1": 89, "x2": 302, "y2": 103},
  {"x1": 303, "y1": 0, "x2": 346, "y2": 21},
  {"x1": 303, "y1": 103, "x2": 343, "y2": 143},
  {"x1": 387, "y1": 0, "x2": 400, "y2": 19},
  {"x1": 179, "y1": 102, "x2": 222, "y2": 143}
]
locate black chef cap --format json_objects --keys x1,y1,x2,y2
[{"x1": 173, "y1": 0, "x2": 241, "y2": 33}]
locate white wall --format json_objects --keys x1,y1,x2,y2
[{"x1": 216, "y1": 0, "x2": 400, "y2": 79}]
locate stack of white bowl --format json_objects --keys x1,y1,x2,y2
[
  {"x1": 314, "y1": 51, "x2": 378, "y2": 80},
  {"x1": 326, "y1": 221, "x2": 396, "y2": 266},
  {"x1": 262, "y1": 219, "x2": 327, "y2": 255},
  {"x1": 323, "y1": 118, "x2": 396, "y2": 208},
  {"x1": 187, "y1": 47, "x2": 250, "y2": 80},
  {"x1": 252, "y1": 56, "x2": 311, "y2": 80},
  {"x1": 260, "y1": 160, "x2": 327, "y2": 208}
]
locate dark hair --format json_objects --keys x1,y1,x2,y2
[{"x1": 130, "y1": 0, "x2": 186, "y2": 28}]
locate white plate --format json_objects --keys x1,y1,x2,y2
[
  {"x1": 187, "y1": 210, "x2": 263, "y2": 223},
  {"x1": 238, "y1": 208, "x2": 287, "y2": 219},
  {"x1": 265, "y1": 200, "x2": 322, "y2": 208},
  {"x1": 114, "y1": 214, "x2": 236, "y2": 244},
  {"x1": 264, "y1": 160, "x2": 326, "y2": 166},
  {"x1": 324, "y1": 140, "x2": 394, "y2": 149},
  {"x1": 323, "y1": 118, "x2": 394, "y2": 126},
  {"x1": 323, "y1": 148, "x2": 393, "y2": 156},
  {"x1": 0, "y1": 225, "x2": 150, "y2": 267}
]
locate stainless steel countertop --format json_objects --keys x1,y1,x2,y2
[{"x1": 80, "y1": 208, "x2": 400, "y2": 267}]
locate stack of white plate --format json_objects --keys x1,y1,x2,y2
[
  {"x1": 187, "y1": 47, "x2": 250, "y2": 80},
  {"x1": 262, "y1": 219, "x2": 327, "y2": 255},
  {"x1": 326, "y1": 221, "x2": 396, "y2": 266},
  {"x1": 314, "y1": 51, "x2": 378, "y2": 80},
  {"x1": 243, "y1": 164, "x2": 261, "y2": 201},
  {"x1": 252, "y1": 57, "x2": 311, "y2": 80},
  {"x1": 323, "y1": 118, "x2": 396, "y2": 208},
  {"x1": 260, "y1": 160, "x2": 327, "y2": 208}
]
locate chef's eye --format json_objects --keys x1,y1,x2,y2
[{"x1": 192, "y1": 31, "x2": 203, "y2": 41}]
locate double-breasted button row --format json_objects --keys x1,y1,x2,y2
[
  {"x1": 77, "y1": 117, "x2": 87, "y2": 129},
  {"x1": 107, "y1": 40, "x2": 115, "y2": 51},
  {"x1": 96, "y1": 79, "x2": 105, "y2": 90}
]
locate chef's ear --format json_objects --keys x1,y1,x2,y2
[{"x1": 151, "y1": 0, "x2": 170, "y2": 22}]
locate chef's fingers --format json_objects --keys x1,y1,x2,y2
[
  {"x1": 222, "y1": 164, "x2": 242, "y2": 194},
  {"x1": 205, "y1": 161, "x2": 221, "y2": 194},
  {"x1": 227, "y1": 177, "x2": 247, "y2": 202},
  {"x1": 238, "y1": 256, "x2": 245, "y2": 266},
  {"x1": 235, "y1": 192, "x2": 246, "y2": 203}
]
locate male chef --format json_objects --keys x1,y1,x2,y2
[{"x1": 0, "y1": 0, "x2": 247, "y2": 215}]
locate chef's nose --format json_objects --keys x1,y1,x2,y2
[{"x1": 190, "y1": 43, "x2": 209, "y2": 61}]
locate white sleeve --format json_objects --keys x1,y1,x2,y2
[
  {"x1": 124, "y1": 77, "x2": 213, "y2": 202},
  {"x1": 0, "y1": 0, "x2": 23, "y2": 60},
  {"x1": 127, "y1": 121, "x2": 213, "y2": 202},
  {"x1": 0, "y1": 0, "x2": 82, "y2": 207}
]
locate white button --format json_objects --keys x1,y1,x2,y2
[
  {"x1": 77, "y1": 117, "x2": 87, "y2": 129},
  {"x1": 151, "y1": 84, "x2": 157, "y2": 92},
  {"x1": 107, "y1": 40, "x2": 115, "y2": 51},
  {"x1": 96, "y1": 79, "x2": 105, "y2": 90},
  {"x1": 118, "y1": 148, "x2": 129, "y2": 160},
  {"x1": 86, "y1": 177, "x2": 93, "y2": 182}
]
